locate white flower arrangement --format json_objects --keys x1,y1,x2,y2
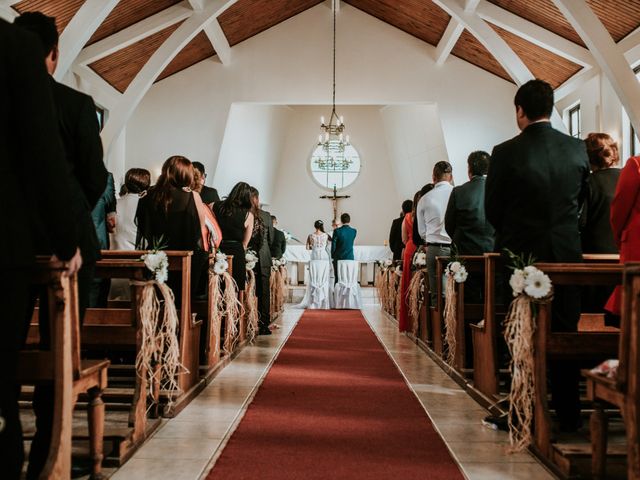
[
  {"x1": 413, "y1": 251, "x2": 427, "y2": 268},
  {"x1": 505, "y1": 250, "x2": 552, "y2": 300},
  {"x1": 141, "y1": 250, "x2": 169, "y2": 284},
  {"x1": 245, "y1": 250, "x2": 258, "y2": 271},
  {"x1": 445, "y1": 260, "x2": 468, "y2": 283},
  {"x1": 213, "y1": 252, "x2": 229, "y2": 276},
  {"x1": 376, "y1": 258, "x2": 393, "y2": 271},
  {"x1": 282, "y1": 230, "x2": 293, "y2": 242}
]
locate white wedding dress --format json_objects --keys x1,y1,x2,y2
[{"x1": 298, "y1": 232, "x2": 333, "y2": 309}]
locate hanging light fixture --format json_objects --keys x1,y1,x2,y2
[{"x1": 315, "y1": 0, "x2": 351, "y2": 172}]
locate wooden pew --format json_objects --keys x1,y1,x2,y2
[
  {"x1": 530, "y1": 263, "x2": 623, "y2": 477},
  {"x1": 583, "y1": 263, "x2": 640, "y2": 480},
  {"x1": 19, "y1": 259, "x2": 110, "y2": 480}
]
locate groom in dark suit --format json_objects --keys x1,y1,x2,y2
[
  {"x1": 485, "y1": 79, "x2": 589, "y2": 432},
  {"x1": 331, "y1": 213, "x2": 357, "y2": 283}
]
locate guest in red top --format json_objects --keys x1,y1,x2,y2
[
  {"x1": 606, "y1": 156, "x2": 640, "y2": 320},
  {"x1": 398, "y1": 197, "x2": 416, "y2": 332}
]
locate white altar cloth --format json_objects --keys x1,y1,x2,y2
[{"x1": 284, "y1": 245, "x2": 392, "y2": 263}]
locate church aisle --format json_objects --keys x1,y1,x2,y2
[{"x1": 207, "y1": 309, "x2": 464, "y2": 480}]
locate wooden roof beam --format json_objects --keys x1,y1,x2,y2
[
  {"x1": 100, "y1": 0, "x2": 239, "y2": 154},
  {"x1": 54, "y1": 0, "x2": 122, "y2": 81},
  {"x1": 0, "y1": 5, "x2": 17, "y2": 20},
  {"x1": 552, "y1": 0, "x2": 640, "y2": 134},
  {"x1": 434, "y1": 0, "x2": 479, "y2": 65},
  {"x1": 188, "y1": 0, "x2": 231, "y2": 65},
  {"x1": 72, "y1": 63, "x2": 121, "y2": 109},
  {"x1": 76, "y1": 1, "x2": 193, "y2": 65}
]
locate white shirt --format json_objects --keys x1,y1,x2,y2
[
  {"x1": 417, "y1": 181, "x2": 453, "y2": 244},
  {"x1": 110, "y1": 193, "x2": 140, "y2": 251}
]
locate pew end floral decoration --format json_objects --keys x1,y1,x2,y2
[
  {"x1": 270, "y1": 257, "x2": 288, "y2": 317},
  {"x1": 376, "y1": 258, "x2": 394, "y2": 313},
  {"x1": 244, "y1": 250, "x2": 259, "y2": 341},
  {"x1": 407, "y1": 250, "x2": 428, "y2": 335},
  {"x1": 443, "y1": 248, "x2": 468, "y2": 366},
  {"x1": 209, "y1": 251, "x2": 241, "y2": 355},
  {"x1": 503, "y1": 248, "x2": 553, "y2": 453}
]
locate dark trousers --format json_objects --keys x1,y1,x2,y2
[
  {"x1": 0, "y1": 268, "x2": 31, "y2": 480},
  {"x1": 255, "y1": 266, "x2": 271, "y2": 329},
  {"x1": 23, "y1": 262, "x2": 94, "y2": 480}
]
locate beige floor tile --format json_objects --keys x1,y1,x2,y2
[
  {"x1": 437, "y1": 423, "x2": 511, "y2": 443},
  {"x1": 448, "y1": 441, "x2": 535, "y2": 463},
  {"x1": 134, "y1": 436, "x2": 221, "y2": 460},
  {"x1": 111, "y1": 458, "x2": 208, "y2": 480},
  {"x1": 460, "y1": 462, "x2": 557, "y2": 479},
  {"x1": 154, "y1": 418, "x2": 234, "y2": 439}
]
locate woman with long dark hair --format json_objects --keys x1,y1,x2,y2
[
  {"x1": 306, "y1": 220, "x2": 330, "y2": 260},
  {"x1": 213, "y1": 182, "x2": 254, "y2": 290}
]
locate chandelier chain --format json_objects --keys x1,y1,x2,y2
[{"x1": 332, "y1": 0, "x2": 336, "y2": 111}]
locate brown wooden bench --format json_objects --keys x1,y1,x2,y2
[{"x1": 19, "y1": 258, "x2": 110, "y2": 479}]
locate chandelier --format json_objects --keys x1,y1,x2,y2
[{"x1": 315, "y1": 0, "x2": 351, "y2": 171}]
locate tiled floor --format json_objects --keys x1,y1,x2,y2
[{"x1": 108, "y1": 298, "x2": 557, "y2": 480}]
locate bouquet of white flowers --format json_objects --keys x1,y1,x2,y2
[
  {"x1": 140, "y1": 250, "x2": 169, "y2": 284},
  {"x1": 245, "y1": 250, "x2": 258, "y2": 271},
  {"x1": 376, "y1": 258, "x2": 393, "y2": 271},
  {"x1": 445, "y1": 260, "x2": 468, "y2": 284},
  {"x1": 413, "y1": 251, "x2": 427, "y2": 268},
  {"x1": 508, "y1": 265, "x2": 552, "y2": 299},
  {"x1": 213, "y1": 252, "x2": 229, "y2": 275}
]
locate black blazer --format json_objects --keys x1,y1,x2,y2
[
  {"x1": 580, "y1": 168, "x2": 620, "y2": 254},
  {"x1": 444, "y1": 176, "x2": 494, "y2": 255},
  {"x1": 50, "y1": 77, "x2": 107, "y2": 264},
  {"x1": 257, "y1": 210, "x2": 274, "y2": 272},
  {"x1": 388, "y1": 216, "x2": 404, "y2": 261},
  {"x1": 200, "y1": 185, "x2": 220, "y2": 205},
  {"x1": 271, "y1": 228, "x2": 287, "y2": 259},
  {"x1": 486, "y1": 122, "x2": 589, "y2": 262},
  {"x1": 0, "y1": 21, "x2": 77, "y2": 266}
]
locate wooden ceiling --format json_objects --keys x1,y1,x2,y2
[{"x1": 9, "y1": 0, "x2": 640, "y2": 94}]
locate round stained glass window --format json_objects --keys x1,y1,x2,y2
[{"x1": 309, "y1": 140, "x2": 361, "y2": 190}]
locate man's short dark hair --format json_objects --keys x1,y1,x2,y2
[
  {"x1": 433, "y1": 161, "x2": 452, "y2": 181},
  {"x1": 271, "y1": 215, "x2": 277, "y2": 222},
  {"x1": 467, "y1": 151, "x2": 490, "y2": 176},
  {"x1": 192, "y1": 161, "x2": 205, "y2": 175},
  {"x1": 514, "y1": 79, "x2": 554, "y2": 121},
  {"x1": 401, "y1": 200, "x2": 413, "y2": 214},
  {"x1": 14, "y1": 12, "x2": 58, "y2": 57},
  {"x1": 340, "y1": 213, "x2": 350, "y2": 224}
]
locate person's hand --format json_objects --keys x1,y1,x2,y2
[
  {"x1": 107, "y1": 213, "x2": 117, "y2": 233},
  {"x1": 52, "y1": 248, "x2": 83, "y2": 276}
]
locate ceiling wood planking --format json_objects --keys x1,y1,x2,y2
[
  {"x1": 157, "y1": 30, "x2": 215, "y2": 82},
  {"x1": 12, "y1": 0, "x2": 85, "y2": 33},
  {"x1": 218, "y1": 0, "x2": 324, "y2": 47},
  {"x1": 488, "y1": 0, "x2": 640, "y2": 47},
  {"x1": 88, "y1": 0, "x2": 183, "y2": 45},
  {"x1": 90, "y1": 21, "x2": 182, "y2": 93},
  {"x1": 451, "y1": 29, "x2": 512, "y2": 83},
  {"x1": 491, "y1": 23, "x2": 582, "y2": 89},
  {"x1": 344, "y1": 0, "x2": 450, "y2": 46}
]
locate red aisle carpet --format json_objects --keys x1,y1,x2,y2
[{"x1": 207, "y1": 310, "x2": 464, "y2": 480}]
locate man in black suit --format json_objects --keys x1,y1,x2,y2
[
  {"x1": 250, "y1": 189, "x2": 275, "y2": 335},
  {"x1": 193, "y1": 161, "x2": 220, "y2": 206},
  {"x1": 14, "y1": 12, "x2": 108, "y2": 478},
  {"x1": 485, "y1": 79, "x2": 590, "y2": 431},
  {"x1": 270, "y1": 215, "x2": 287, "y2": 260},
  {"x1": 0, "y1": 19, "x2": 80, "y2": 479},
  {"x1": 388, "y1": 200, "x2": 412, "y2": 262}
]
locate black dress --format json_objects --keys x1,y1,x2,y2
[
  {"x1": 214, "y1": 204, "x2": 249, "y2": 290},
  {"x1": 580, "y1": 168, "x2": 621, "y2": 254}
]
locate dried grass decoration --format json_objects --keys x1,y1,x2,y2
[
  {"x1": 244, "y1": 250, "x2": 259, "y2": 342},
  {"x1": 502, "y1": 250, "x2": 553, "y2": 453},
  {"x1": 210, "y1": 252, "x2": 242, "y2": 355},
  {"x1": 134, "y1": 249, "x2": 187, "y2": 409},
  {"x1": 443, "y1": 260, "x2": 468, "y2": 366},
  {"x1": 407, "y1": 250, "x2": 428, "y2": 336},
  {"x1": 270, "y1": 258, "x2": 287, "y2": 314},
  {"x1": 375, "y1": 259, "x2": 391, "y2": 311}
]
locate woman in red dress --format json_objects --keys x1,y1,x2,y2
[
  {"x1": 605, "y1": 156, "x2": 640, "y2": 320},
  {"x1": 398, "y1": 193, "x2": 420, "y2": 332}
]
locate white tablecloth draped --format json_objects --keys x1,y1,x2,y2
[{"x1": 284, "y1": 245, "x2": 392, "y2": 263}]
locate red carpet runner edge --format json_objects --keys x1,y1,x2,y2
[{"x1": 206, "y1": 309, "x2": 464, "y2": 480}]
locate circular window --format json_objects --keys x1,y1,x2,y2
[{"x1": 309, "y1": 140, "x2": 361, "y2": 190}]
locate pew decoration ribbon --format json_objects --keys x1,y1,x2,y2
[
  {"x1": 503, "y1": 250, "x2": 553, "y2": 453},
  {"x1": 244, "y1": 251, "x2": 259, "y2": 342},
  {"x1": 375, "y1": 259, "x2": 394, "y2": 313},
  {"x1": 443, "y1": 260, "x2": 468, "y2": 366},
  {"x1": 270, "y1": 258, "x2": 288, "y2": 316},
  {"x1": 405, "y1": 251, "x2": 427, "y2": 334},
  {"x1": 134, "y1": 249, "x2": 186, "y2": 409},
  {"x1": 211, "y1": 252, "x2": 242, "y2": 355}
]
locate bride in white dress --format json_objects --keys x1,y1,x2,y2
[{"x1": 298, "y1": 220, "x2": 333, "y2": 309}]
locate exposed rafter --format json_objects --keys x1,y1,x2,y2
[
  {"x1": 188, "y1": 0, "x2": 231, "y2": 65},
  {"x1": 101, "y1": 0, "x2": 239, "y2": 154},
  {"x1": 72, "y1": 63, "x2": 121, "y2": 109},
  {"x1": 554, "y1": 65, "x2": 599, "y2": 102},
  {"x1": 54, "y1": 0, "x2": 121, "y2": 81},
  {"x1": 552, "y1": 0, "x2": 640, "y2": 134},
  {"x1": 76, "y1": 1, "x2": 193, "y2": 65},
  {"x1": 434, "y1": 0, "x2": 479, "y2": 65}
]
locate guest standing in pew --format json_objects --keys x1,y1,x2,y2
[
  {"x1": 271, "y1": 215, "x2": 287, "y2": 260},
  {"x1": 389, "y1": 202, "x2": 411, "y2": 262},
  {"x1": 14, "y1": 13, "x2": 108, "y2": 478},
  {"x1": 0, "y1": 19, "x2": 81, "y2": 479},
  {"x1": 580, "y1": 133, "x2": 621, "y2": 324},
  {"x1": 192, "y1": 161, "x2": 220, "y2": 207},
  {"x1": 398, "y1": 198, "x2": 416, "y2": 332},
  {"x1": 249, "y1": 187, "x2": 275, "y2": 335},
  {"x1": 444, "y1": 151, "x2": 495, "y2": 303},
  {"x1": 89, "y1": 171, "x2": 116, "y2": 307},
  {"x1": 417, "y1": 161, "x2": 454, "y2": 304},
  {"x1": 111, "y1": 168, "x2": 151, "y2": 251},
  {"x1": 331, "y1": 213, "x2": 357, "y2": 284},
  {"x1": 136, "y1": 156, "x2": 209, "y2": 297},
  {"x1": 605, "y1": 154, "x2": 640, "y2": 325},
  {"x1": 213, "y1": 182, "x2": 255, "y2": 291},
  {"x1": 192, "y1": 165, "x2": 222, "y2": 252},
  {"x1": 485, "y1": 79, "x2": 590, "y2": 432}
]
